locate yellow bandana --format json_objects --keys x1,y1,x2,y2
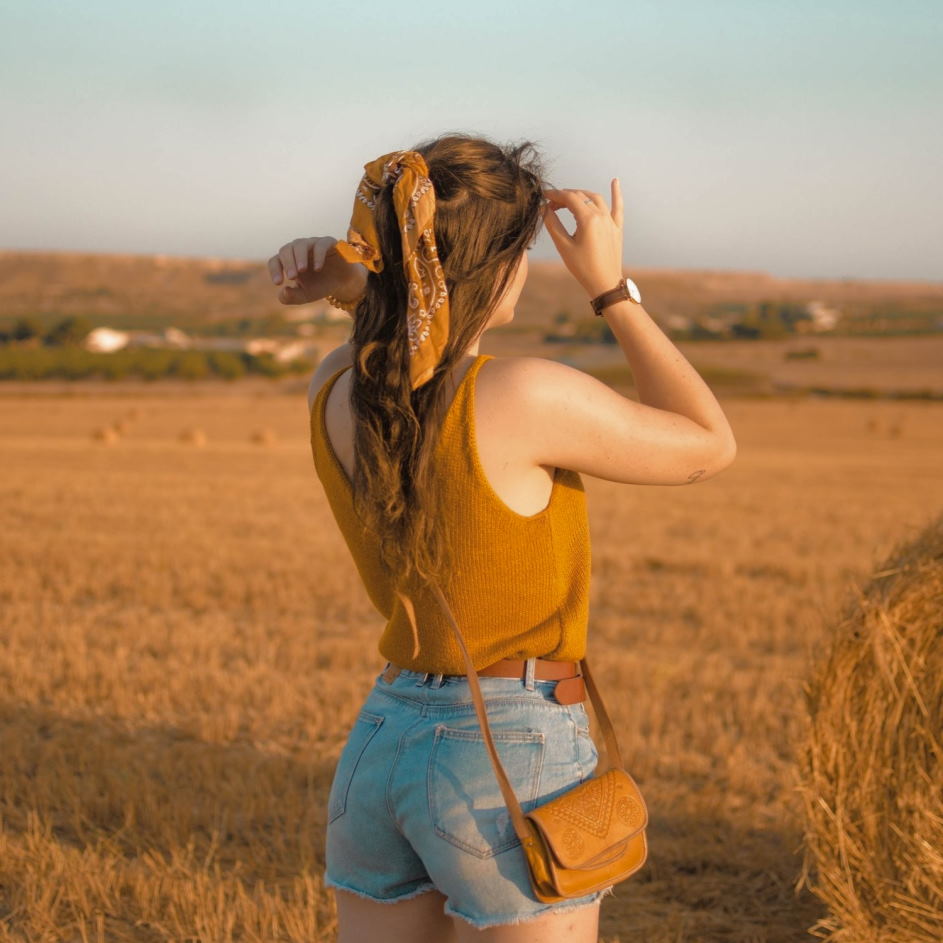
[{"x1": 332, "y1": 149, "x2": 450, "y2": 392}]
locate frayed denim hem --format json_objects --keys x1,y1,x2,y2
[
  {"x1": 325, "y1": 875, "x2": 438, "y2": 904},
  {"x1": 444, "y1": 884, "x2": 614, "y2": 930}
]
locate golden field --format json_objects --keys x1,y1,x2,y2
[{"x1": 1, "y1": 356, "x2": 942, "y2": 941}]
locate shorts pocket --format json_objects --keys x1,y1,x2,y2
[
  {"x1": 327, "y1": 710, "x2": 384, "y2": 824},
  {"x1": 427, "y1": 724, "x2": 544, "y2": 859}
]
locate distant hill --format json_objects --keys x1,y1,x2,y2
[{"x1": 0, "y1": 250, "x2": 940, "y2": 333}]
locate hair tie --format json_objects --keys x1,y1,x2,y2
[{"x1": 332, "y1": 149, "x2": 450, "y2": 391}]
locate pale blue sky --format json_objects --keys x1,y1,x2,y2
[{"x1": 1, "y1": 0, "x2": 940, "y2": 280}]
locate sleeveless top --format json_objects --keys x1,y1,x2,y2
[{"x1": 309, "y1": 353, "x2": 591, "y2": 674}]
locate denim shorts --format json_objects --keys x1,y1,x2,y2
[{"x1": 323, "y1": 658, "x2": 613, "y2": 929}]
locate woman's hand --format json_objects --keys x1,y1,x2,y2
[
  {"x1": 266, "y1": 236, "x2": 368, "y2": 308},
  {"x1": 542, "y1": 179, "x2": 625, "y2": 298}
]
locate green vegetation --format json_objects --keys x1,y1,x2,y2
[
  {"x1": 1, "y1": 315, "x2": 95, "y2": 346},
  {"x1": 841, "y1": 303, "x2": 943, "y2": 336},
  {"x1": 0, "y1": 346, "x2": 311, "y2": 381},
  {"x1": 544, "y1": 316, "x2": 618, "y2": 344},
  {"x1": 0, "y1": 310, "x2": 308, "y2": 342},
  {"x1": 198, "y1": 312, "x2": 299, "y2": 338},
  {"x1": 772, "y1": 384, "x2": 943, "y2": 401}
]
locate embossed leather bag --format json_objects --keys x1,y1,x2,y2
[{"x1": 429, "y1": 583, "x2": 649, "y2": 903}]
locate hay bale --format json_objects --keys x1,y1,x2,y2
[
  {"x1": 796, "y1": 512, "x2": 943, "y2": 943},
  {"x1": 178, "y1": 427, "x2": 207, "y2": 446},
  {"x1": 91, "y1": 425, "x2": 120, "y2": 444},
  {"x1": 250, "y1": 427, "x2": 277, "y2": 446}
]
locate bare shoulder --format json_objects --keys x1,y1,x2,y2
[
  {"x1": 307, "y1": 342, "x2": 355, "y2": 413},
  {"x1": 478, "y1": 355, "x2": 736, "y2": 486}
]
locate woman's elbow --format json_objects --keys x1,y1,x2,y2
[{"x1": 688, "y1": 438, "x2": 737, "y2": 484}]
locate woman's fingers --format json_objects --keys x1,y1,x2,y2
[
  {"x1": 278, "y1": 238, "x2": 317, "y2": 279},
  {"x1": 277, "y1": 245, "x2": 294, "y2": 279},
  {"x1": 291, "y1": 238, "x2": 312, "y2": 275},
  {"x1": 276, "y1": 282, "x2": 310, "y2": 305},
  {"x1": 543, "y1": 187, "x2": 598, "y2": 225},
  {"x1": 267, "y1": 254, "x2": 284, "y2": 285},
  {"x1": 314, "y1": 236, "x2": 337, "y2": 271},
  {"x1": 611, "y1": 178, "x2": 623, "y2": 230},
  {"x1": 542, "y1": 196, "x2": 573, "y2": 247}
]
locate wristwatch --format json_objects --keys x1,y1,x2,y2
[{"x1": 590, "y1": 276, "x2": 642, "y2": 316}]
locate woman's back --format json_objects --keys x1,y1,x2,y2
[
  {"x1": 310, "y1": 351, "x2": 592, "y2": 675},
  {"x1": 318, "y1": 351, "x2": 557, "y2": 517}
]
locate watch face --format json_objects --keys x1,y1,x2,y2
[{"x1": 625, "y1": 277, "x2": 641, "y2": 304}]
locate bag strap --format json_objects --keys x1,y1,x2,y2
[{"x1": 428, "y1": 581, "x2": 625, "y2": 847}]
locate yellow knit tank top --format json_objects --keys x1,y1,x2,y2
[{"x1": 309, "y1": 353, "x2": 591, "y2": 674}]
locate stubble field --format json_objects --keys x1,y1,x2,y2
[{"x1": 1, "y1": 380, "x2": 941, "y2": 942}]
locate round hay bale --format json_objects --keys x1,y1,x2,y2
[
  {"x1": 250, "y1": 427, "x2": 277, "y2": 446},
  {"x1": 178, "y1": 427, "x2": 207, "y2": 446},
  {"x1": 796, "y1": 511, "x2": 943, "y2": 943},
  {"x1": 92, "y1": 425, "x2": 120, "y2": 444},
  {"x1": 112, "y1": 419, "x2": 128, "y2": 435}
]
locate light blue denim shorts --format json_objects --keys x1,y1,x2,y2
[{"x1": 324, "y1": 657, "x2": 613, "y2": 930}]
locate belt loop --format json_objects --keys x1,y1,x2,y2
[
  {"x1": 415, "y1": 671, "x2": 430, "y2": 686},
  {"x1": 524, "y1": 656, "x2": 537, "y2": 691},
  {"x1": 431, "y1": 671, "x2": 445, "y2": 688}
]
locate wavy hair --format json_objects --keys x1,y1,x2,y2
[{"x1": 345, "y1": 131, "x2": 547, "y2": 592}]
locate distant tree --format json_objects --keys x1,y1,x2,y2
[
  {"x1": 730, "y1": 320, "x2": 762, "y2": 339},
  {"x1": 777, "y1": 303, "x2": 809, "y2": 327},
  {"x1": 12, "y1": 316, "x2": 44, "y2": 342},
  {"x1": 249, "y1": 352, "x2": 283, "y2": 377},
  {"x1": 44, "y1": 315, "x2": 94, "y2": 346},
  {"x1": 207, "y1": 351, "x2": 247, "y2": 379},
  {"x1": 170, "y1": 351, "x2": 210, "y2": 380}
]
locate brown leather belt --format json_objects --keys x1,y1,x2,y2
[{"x1": 381, "y1": 656, "x2": 586, "y2": 705}]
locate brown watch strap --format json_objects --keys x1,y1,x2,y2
[{"x1": 591, "y1": 278, "x2": 630, "y2": 316}]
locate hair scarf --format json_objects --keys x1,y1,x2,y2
[
  {"x1": 331, "y1": 149, "x2": 452, "y2": 663},
  {"x1": 330, "y1": 149, "x2": 449, "y2": 393}
]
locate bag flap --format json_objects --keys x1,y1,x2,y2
[{"x1": 526, "y1": 768, "x2": 648, "y2": 869}]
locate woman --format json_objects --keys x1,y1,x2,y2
[{"x1": 267, "y1": 133, "x2": 736, "y2": 942}]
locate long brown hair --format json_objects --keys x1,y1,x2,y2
[{"x1": 346, "y1": 132, "x2": 547, "y2": 592}]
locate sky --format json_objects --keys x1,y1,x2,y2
[{"x1": 1, "y1": 0, "x2": 940, "y2": 281}]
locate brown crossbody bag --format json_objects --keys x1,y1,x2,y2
[{"x1": 428, "y1": 582, "x2": 649, "y2": 903}]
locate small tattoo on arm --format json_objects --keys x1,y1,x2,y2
[{"x1": 687, "y1": 469, "x2": 706, "y2": 483}]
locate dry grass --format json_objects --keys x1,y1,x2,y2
[
  {"x1": 795, "y1": 512, "x2": 943, "y2": 943},
  {"x1": 1, "y1": 388, "x2": 941, "y2": 942}
]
